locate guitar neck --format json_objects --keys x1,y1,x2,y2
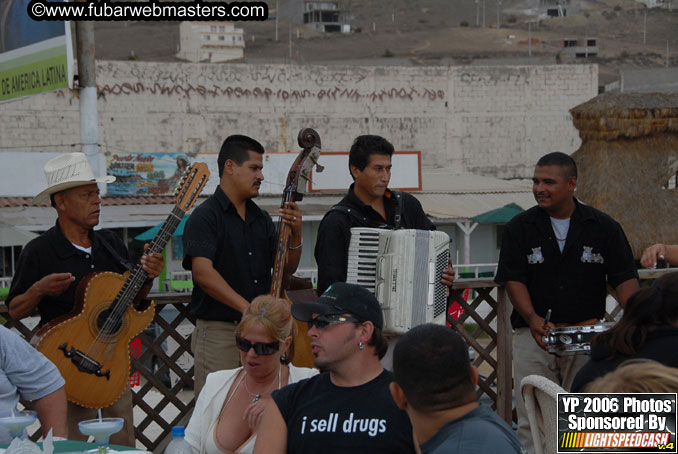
[{"x1": 115, "y1": 205, "x2": 185, "y2": 308}]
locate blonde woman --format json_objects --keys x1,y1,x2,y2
[
  {"x1": 186, "y1": 296, "x2": 318, "y2": 454},
  {"x1": 585, "y1": 359, "x2": 678, "y2": 393}
]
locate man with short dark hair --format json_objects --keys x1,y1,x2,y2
[
  {"x1": 314, "y1": 135, "x2": 454, "y2": 295},
  {"x1": 182, "y1": 135, "x2": 303, "y2": 396},
  {"x1": 253, "y1": 282, "x2": 416, "y2": 454},
  {"x1": 313, "y1": 135, "x2": 455, "y2": 368},
  {"x1": 495, "y1": 151, "x2": 639, "y2": 452},
  {"x1": 390, "y1": 323, "x2": 524, "y2": 454}
]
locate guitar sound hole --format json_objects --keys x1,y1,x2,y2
[{"x1": 96, "y1": 309, "x2": 122, "y2": 335}]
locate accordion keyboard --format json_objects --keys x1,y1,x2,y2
[
  {"x1": 346, "y1": 228, "x2": 383, "y2": 294},
  {"x1": 346, "y1": 227, "x2": 451, "y2": 333}
]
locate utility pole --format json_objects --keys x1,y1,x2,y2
[
  {"x1": 275, "y1": 0, "x2": 279, "y2": 41},
  {"x1": 667, "y1": 40, "x2": 670, "y2": 67},
  {"x1": 643, "y1": 10, "x2": 646, "y2": 45},
  {"x1": 496, "y1": 0, "x2": 501, "y2": 28},
  {"x1": 482, "y1": 0, "x2": 486, "y2": 27},
  {"x1": 528, "y1": 22, "x2": 532, "y2": 57},
  {"x1": 288, "y1": 22, "x2": 292, "y2": 60},
  {"x1": 476, "y1": 0, "x2": 479, "y2": 26},
  {"x1": 75, "y1": 22, "x2": 103, "y2": 194}
]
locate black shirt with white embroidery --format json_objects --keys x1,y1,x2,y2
[{"x1": 495, "y1": 198, "x2": 638, "y2": 329}]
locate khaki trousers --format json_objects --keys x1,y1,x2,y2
[
  {"x1": 513, "y1": 327, "x2": 589, "y2": 454},
  {"x1": 67, "y1": 387, "x2": 134, "y2": 447},
  {"x1": 191, "y1": 319, "x2": 241, "y2": 398}
]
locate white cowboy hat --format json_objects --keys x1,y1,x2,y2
[{"x1": 33, "y1": 153, "x2": 116, "y2": 204}]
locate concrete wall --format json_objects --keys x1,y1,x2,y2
[{"x1": 0, "y1": 61, "x2": 597, "y2": 184}]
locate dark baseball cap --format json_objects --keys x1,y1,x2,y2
[{"x1": 291, "y1": 282, "x2": 384, "y2": 330}]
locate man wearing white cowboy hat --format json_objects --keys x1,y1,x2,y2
[{"x1": 6, "y1": 152, "x2": 164, "y2": 445}]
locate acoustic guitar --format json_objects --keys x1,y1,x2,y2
[
  {"x1": 270, "y1": 128, "x2": 323, "y2": 368},
  {"x1": 34, "y1": 163, "x2": 210, "y2": 409}
]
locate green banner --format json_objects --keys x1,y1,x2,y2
[{"x1": 0, "y1": 48, "x2": 69, "y2": 102}]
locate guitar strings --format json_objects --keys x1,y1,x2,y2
[
  {"x1": 86, "y1": 218, "x2": 174, "y2": 360},
  {"x1": 86, "y1": 205, "x2": 184, "y2": 360},
  {"x1": 90, "y1": 180, "x2": 192, "y2": 355},
  {"x1": 94, "y1": 210, "x2": 179, "y2": 341}
]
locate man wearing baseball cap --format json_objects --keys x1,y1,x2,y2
[
  {"x1": 6, "y1": 152, "x2": 164, "y2": 445},
  {"x1": 253, "y1": 282, "x2": 415, "y2": 454}
]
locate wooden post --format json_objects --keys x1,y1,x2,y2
[{"x1": 495, "y1": 285, "x2": 514, "y2": 425}]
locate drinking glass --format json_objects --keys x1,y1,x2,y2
[
  {"x1": 0, "y1": 410, "x2": 37, "y2": 440},
  {"x1": 78, "y1": 417, "x2": 124, "y2": 454}
]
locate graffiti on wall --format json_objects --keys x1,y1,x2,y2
[
  {"x1": 100, "y1": 62, "x2": 373, "y2": 87},
  {"x1": 98, "y1": 82, "x2": 445, "y2": 102}
]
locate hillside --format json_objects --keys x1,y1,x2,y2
[{"x1": 93, "y1": 0, "x2": 678, "y2": 85}]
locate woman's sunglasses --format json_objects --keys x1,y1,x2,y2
[
  {"x1": 308, "y1": 314, "x2": 361, "y2": 330},
  {"x1": 235, "y1": 335, "x2": 280, "y2": 355}
]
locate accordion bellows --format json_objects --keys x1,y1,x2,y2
[{"x1": 347, "y1": 228, "x2": 450, "y2": 334}]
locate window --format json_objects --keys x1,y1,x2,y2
[
  {"x1": 219, "y1": 26, "x2": 225, "y2": 32},
  {"x1": 662, "y1": 170, "x2": 678, "y2": 190},
  {"x1": 1, "y1": 246, "x2": 22, "y2": 277},
  {"x1": 205, "y1": 35, "x2": 211, "y2": 40},
  {"x1": 219, "y1": 35, "x2": 225, "y2": 41},
  {"x1": 210, "y1": 26, "x2": 217, "y2": 32}
]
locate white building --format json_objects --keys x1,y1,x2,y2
[
  {"x1": 177, "y1": 21, "x2": 244, "y2": 63},
  {"x1": 634, "y1": 0, "x2": 673, "y2": 7},
  {"x1": 279, "y1": 0, "x2": 350, "y2": 33}
]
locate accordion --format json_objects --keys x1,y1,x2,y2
[{"x1": 346, "y1": 228, "x2": 450, "y2": 334}]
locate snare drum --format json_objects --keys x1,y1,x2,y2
[{"x1": 543, "y1": 323, "x2": 613, "y2": 355}]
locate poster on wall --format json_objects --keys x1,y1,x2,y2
[{"x1": 107, "y1": 153, "x2": 191, "y2": 196}]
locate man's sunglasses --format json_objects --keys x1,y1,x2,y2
[
  {"x1": 308, "y1": 314, "x2": 361, "y2": 331},
  {"x1": 235, "y1": 335, "x2": 280, "y2": 355}
]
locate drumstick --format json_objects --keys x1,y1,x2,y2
[{"x1": 543, "y1": 309, "x2": 552, "y2": 328}]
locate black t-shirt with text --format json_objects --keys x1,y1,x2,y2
[{"x1": 273, "y1": 370, "x2": 415, "y2": 454}]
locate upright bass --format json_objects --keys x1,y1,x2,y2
[{"x1": 270, "y1": 129, "x2": 323, "y2": 368}]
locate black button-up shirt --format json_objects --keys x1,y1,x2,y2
[
  {"x1": 314, "y1": 184, "x2": 434, "y2": 295},
  {"x1": 495, "y1": 198, "x2": 638, "y2": 329},
  {"x1": 7, "y1": 221, "x2": 131, "y2": 324},
  {"x1": 182, "y1": 187, "x2": 277, "y2": 322}
]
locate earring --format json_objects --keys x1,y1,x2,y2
[
  {"x1": 359, "y1": 341, "x2": 365, "y2": 350},
  {"x1": 280, "y1": 353, "x2": 287, "y2": 361}
]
